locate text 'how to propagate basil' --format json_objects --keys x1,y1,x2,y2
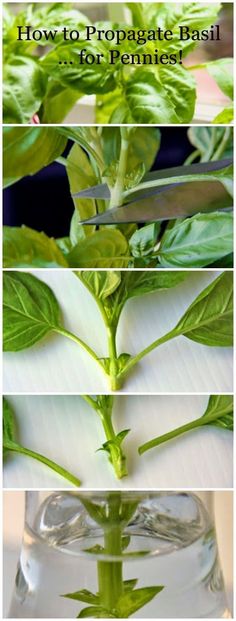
[{"x1": 17, "y1": 23, "x2": 221, "y2": 66}]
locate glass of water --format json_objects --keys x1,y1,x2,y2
[{"x1": 8, "y1": 491, "x2": 230, "y2": 618}]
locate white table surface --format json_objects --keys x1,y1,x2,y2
[
  {"x1": 3, "y1": 270, "x2": 233, "y2": 393},
  {"x1": 3, "y1": 394, "x2": 233, "y2": 489}
]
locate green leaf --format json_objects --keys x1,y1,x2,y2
[
  {"x1": 78, "y1": 607, "x2": 115, "y2": 618},
  {"x1": 174, "y1": 272, "x2": 233, "y2": 346},
  {"x1": 41, "y1": 83, "x2": 81, "y2": 123},
  {"x1": 67, "y1": 143, "x2": 97, "y2": 239},
  {"x1": 130, "y1": 2, "x2": 221, "y2": 56},
  {"x1": 83, "y1": 544, "x2": 105, "y2": 554},
  {"x1": 76, "y1": 271, "x2": 121, "y2": 301},
  {"x1": 3, "y1": 271, "x2": 62, "y2": 351},
  {"x1": 3, "y1": 226, "x2": 68, "y2": 268},
  {"x1": 187, "y1": 127, "x2": 233, "y2": 161},
  {"x1": 205, "y1": 59, "x2": 233, "y2": 100},
  {"x1": 123, "y1": 579, "x2": 138, "y2": 592},
  {"x1": 202, "y1": 395, "x2": 233, "y2": 430},
  {"x1": 16, "y1": 4, "x2": 88, "y2": 46},
  {"x1": 57, "y1": 127, "x2": 104, "y2": 169},
  {"x1": 129, "y1": 223, "x2": 160, "y2": 258},
  {"x1": 213, "y1": 107, "x2": 234, "y2": 124},
  {"x1": 99, "y1": 429, "x2": 130, "y2": 479},
  {"x1": 67, "y1": 230, "x2": 129, "y2": 268},
  {"x1": 62, "y1": 589, "x2": 99, "y2": 605},
  {"x1": 159, "y1": 64, "x2": 196, "y2": 123},
  {"x1": 3, "y1": 398, "x2": 15, "y2": 444},
  {"x1": 122, "y1": 271, "x2": 188, "y2": 300},
  {"x1": 117, "y1": 354, "x2": 132, "y2": 373},
  {"x1": 3, "y1": 56, "x2": 47, "y2": 123},
  {"x1": 42, "y1": 40, "x2": 116, "y2": 94},
  {"x1": 101, "y1": 127, "x2": 160, "y2": 177},
  {"x1": 3, "y1": 127, "x2": 67, "y2": 186},
  {"x1": 121, "y1": 537, "x2": 131, "y2": 552},
  {"x1": 116, "y1": 586, "x2": 164, "y2": 617},
  {"x1": 95, "y1": 89, "x2": 128, "y2": 124},
  {"x1": 125, "y1": 69, "x2": 178, "y2": 123},
  {"x1": 158, "y1": 212, "x2": 233, "y2": 268}
]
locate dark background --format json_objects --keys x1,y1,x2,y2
[{"x1": 4, "y1": 127, "x2": 195, "y2": 238}]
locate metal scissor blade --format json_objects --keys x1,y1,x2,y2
[
  {"x1": 72, "y1": 158, "x2": 232, "y2": 201},
  {"x1": 72, "y1": 183, "x2": 111, "y2": 200},
  {"x1": 82, "y1": 180, "x2": 233, "y2": 224}
]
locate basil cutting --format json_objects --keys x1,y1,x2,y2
[{"x1": 3, "y1": 270, "x2": 233, "y2": 391}]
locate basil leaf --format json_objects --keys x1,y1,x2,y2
[
  {"x1": 158, "y1": 212, "x2": 233, "y2": 267},
  {"x1": 129, "y1": 223, "x2": 160, "y2": 258},
  {"x1": 67, "y1": 230, "x2": 129, "y2": 268},
  {"x1": 213, "y1": 107, "x2": 234, "y2": 124},
  {"x1": 159, "y1": 64, "x2": 196, "y2": 123},
  {"x1": 78, "y1": 607, "x2": 114, "y2": 618},
  {"x1": 205, "y1": 58, "x2": 233, "y2": 100},
  {"x1": 95, "y1": 89, "x2": 127, "y2": 124},
  {"x1": 116, "y1": 586, "x2": 164, "y2": 617},
  {"x1": 101, "y1": 127, "x2": 161, "y2": 175},
  {"x1": 42, "y1": 40, "x2": 115, "y2": 94},
  {"x1": 41, "y1": 84, "x2": 80, "y2": 124},
  {"x1": 3, "y1": 56, "x2": 47, "y2": 123},
  {"x1": 3, "y1": 226, "x2": 68, "y2": 268},
  {"x1": 75, "y1": 271, "x2": 121, "y2": 301},
  {"x1": 202, "y1": 395, "x2": 233, "y2": 430},
  {"x1": 123, "y1": 579, "x2": 138, "y2": 592},
  {"x1": 122, "y1": 271, "x2": 188, "y2": 300},
  {"x1": 67, "y1": 143, "x2": 97, "y2": 240},
  {"x1": 57, "y1": 127, "x2": 104, "y2": 169},
  {"x1": 62, "y1": 589, "x2": 99, "y2": 605},
  {"x1": 3, "y1": 271, "x2": 62, "y2": 351},
  {"x1": 174, "y1": 271, "x2": 233, "y2": 346},
  {"x1": 129, "y1": 3, "x2": 221, "y2": 56},
  {"x1": 3, "y1": 127, "x2": 67, "y2": 186},
  {"x1": 187, "y1": 127, "x2": 233, "y2": 161},
  {"x1": 125, "y1": 69, "x2": 178, "y2": 123}
]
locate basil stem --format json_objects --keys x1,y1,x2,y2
[
  {"x1": 139, "y1": 407, "x2": 233, "y2": 455},
  {"x1": 4, "y1": 440, "x2": 81, "y2": 487},
  {"x1": 82, "y1": 396, "x2": 128, "y2": 479}
]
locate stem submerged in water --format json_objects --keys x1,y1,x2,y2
[{"x1": 98, "y1": 526, "x2": 123, "y2": 610}]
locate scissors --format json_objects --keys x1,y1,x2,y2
[{"x1": 72, "y1": 159, "x2": 233, "y2": 224}]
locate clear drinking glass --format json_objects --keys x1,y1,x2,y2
[{"x1": 8, "y1": 491, "x2": 230, "y2": 618}]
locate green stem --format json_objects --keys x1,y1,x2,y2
[
  {"x1": 107, "y1": 326, "x2": 121, "y2": 391},
  {"x1": 212, "y1": 127, "x2": 231, "y2": 161},
  {"x1": 109, "y1": 129, "x2": 129, "y2": 209},
  {"x1": 98, "y1": 408, "x2": 128, "y2": 479},
  {"x1": 184, "y1": 149, "x2": 201, "y2": 165},
  {"x1": 82, "y1": 396, "x2": 128, "y2": 478},
  {"x1": 5, "y1": 442, "x2": 81, "y2": 486},
  {"x1": 138, "y1": 410, "x2": 229, "y2": 455},
  {"x1": 98, "y1": 526, "x2": 123, "y2": 610},
  {"x1": 139, "y1": 418, "x2": 202, "y2": 454},
  {"x1": 54, "y1": 326, "x2": 105, "y2": 373},
  {"x1": 98, "y1": 493, "x2": 123, "y2": 611},
  {"x1": 118, "y1": 328, "x2": 177, "y2": 382}
]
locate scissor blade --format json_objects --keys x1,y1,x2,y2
[
  {"x1": 82, "y1": 180, "x2": 232, "y2": 224},
  {"x1": 72, "y1": 158, "x2": 232, "y2": 201}
]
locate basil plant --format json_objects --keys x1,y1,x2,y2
[
  {"x1": 3, "y1": 126, "x2": 233, "y2": 269},
  {"x1": 3, "y1": 2, "x2": 233, "y2": 124}
]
